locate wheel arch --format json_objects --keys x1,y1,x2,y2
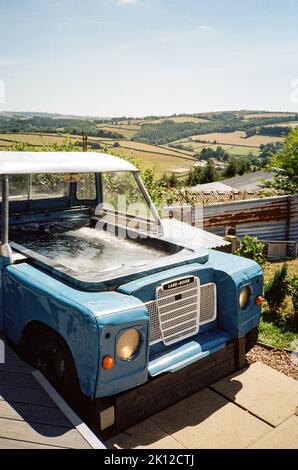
[{"x1": 19, "y1": 320, "x2": 67, "y2": 360}]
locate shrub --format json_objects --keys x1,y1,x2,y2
[
  {"x1": 264, "y1": 263, "x2": 288, "y2": 314},
  {"x1": 236, "y1": 235, "x2": 265, "y2": 265},
  {"x1": 288, "y1": 275, "x2": 298, "y2": 322}
]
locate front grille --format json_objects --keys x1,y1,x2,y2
[
  {"x1": 146, "y1": 300, "x2": 161, "y2": 343},
  {"x1": 157, "y1": 277, "x2": 200, "y2": 346},
  {"x1": 200, "y1": 283, "x2": 217, "y2": 324},
  {"x1": 146, "y1": 281, "x2": 217, "y2": 345}
]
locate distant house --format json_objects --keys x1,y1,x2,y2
[
  {"x1": 191, "y1": 171, "x2": 275, "y2": 193},
  {"x1": 191, "y1": 181, "x2": 236, "y2": 193},
  {"x1": 193, "y1": 161, "x2": 207, "y2": 168},
  {"x1": 222, "y1": 170, "x2": 275, "y2": 192},
  {"x1": 213, "y1": 161, "x2": 225, "y2": 170},
  {"x1": 193, "y1": 159, "x2": 225, "y2": 170}
]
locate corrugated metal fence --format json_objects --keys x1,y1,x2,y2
[{"x1": 164, "y1": 195, "x2": 298, "y2": 242}]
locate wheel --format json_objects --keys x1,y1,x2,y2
[
  {"x1": 31, "y1": 332, "x2": 82, "y2": 411},
  {"x1": 32, "y1": 334, "x2": 68, "y2": 390}
]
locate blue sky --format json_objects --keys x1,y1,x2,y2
[{"x1": 0, "y1": 0, "x2": 298, "y2": 116}]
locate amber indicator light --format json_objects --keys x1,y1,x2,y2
[
  {"x1": 255, "y1": 296, "x2": 263, "y2": 306},
  {"x1": 102, "y1": 355, "x2": 115, "y2": 369}
]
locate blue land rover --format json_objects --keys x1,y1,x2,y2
[{"x1": 0, "y1": 151, "x2": 263, "y2": 435}]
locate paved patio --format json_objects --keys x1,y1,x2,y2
[{"x1": 106, "y1": 362, "x2": 298, "y2": 449}]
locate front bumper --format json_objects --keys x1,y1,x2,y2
[{"x1": 91, "y1": 329, "x2": 258, "y2": 437}]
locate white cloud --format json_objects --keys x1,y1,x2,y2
[
  {"x1": 199, "y1": 25, "x2": 212, "y2": 30},
  {"x1": 117, "y1": 0, "x2": 139, "y2": 5}
]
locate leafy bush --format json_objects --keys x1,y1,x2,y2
[
  {"x1": 264, "y1": 263, "x2": 288, "y2": 314},
  {"x1": 265, "y1": 128, "x2": 298, "y2": 195},
  {"x1": 288, "y1": 275, "x2": 298, "y2": 321},
  {"x1": 236, "y1": 235, "x2": 265, "y2": 265}
]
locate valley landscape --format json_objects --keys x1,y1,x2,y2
[{"x1": 0, "y1": 110, "x2": 297, "y2": 179}]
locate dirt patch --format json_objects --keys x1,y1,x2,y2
[{"x1": 247, "y1": 344, "x2": 297, "y2": 380}]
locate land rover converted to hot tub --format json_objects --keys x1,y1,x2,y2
[{"x1": 0, "y1": 152, "x2": 263, "y2": 435}]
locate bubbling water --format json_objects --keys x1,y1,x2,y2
[{"x1": 22, "y1": 227, "x2": 167, "y2": 273}]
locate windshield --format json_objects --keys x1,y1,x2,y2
[{"x1": 97, "y1": 171, "x2": 160, "y2": 234}]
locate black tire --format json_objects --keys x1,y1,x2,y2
[{"x1": 31, "y1": 331, "x2": 83, "y2": 411}]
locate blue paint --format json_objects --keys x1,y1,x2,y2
[
  {"x1": 206, "y1": 249, "x2": 263, "y2": 337},
  {"x1": 118, "y1": 263, "x2": 214, "y2": 301},
  {"x1": 148, "y1": 328, "x2": 230, "y2": 376}
]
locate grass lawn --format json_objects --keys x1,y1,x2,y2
[{"x1": 259, "y1": 259, "x2": 298, "y2": 349}]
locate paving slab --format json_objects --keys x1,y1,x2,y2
[
  {"x1": 106, "y1": 418, "x2": 186, "y2": 449},
  {"x1": 149, "y1": 388, "x2": 271, "y2": 449},
  {"x1": 211, "y1": 362, "x2": 298, "y2": 427},
  {"x1": 249, "y1": 415, "x2": 298, "y2": 449}
]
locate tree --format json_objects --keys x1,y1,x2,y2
[
  {"x1": 199, "y1": 147, "x2": 214, "y2": 161},
  {"x1": 223, "y1": 157, "x2": 238, "y2": 178},
  {"x1": 260, "y1": 142, "x2": 283, "y2": 159},
  {"x1": 200, "y1": 160, "x2": 218, "y2": 184},
  {"x1": 160, "y1": 172, "x2": 180, "y2": 188},
  {"x1": 238, "y1": 158, "x2": 251, "y2": 175},
  {"x1": 215, "y1": 146, "x2": 229, "y2": 161},
  {"x1": 185, "y1": 167, "x2": 203, "y2": 186},
  {"x1": 265, "y1": 129, "x2": 298, "y2": 194}
]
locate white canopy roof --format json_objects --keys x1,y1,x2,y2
[{"x1": 0, "y1": 151, "x2": 138, "y2": 174}]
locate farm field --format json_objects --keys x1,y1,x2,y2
[
  {"x1": 168, "y1": 140, "x2": 259, "y2": 155},
  {"x1": 225, "y1": 145, "x2": 260, "y2": 156},
  {"x1": 109, "y1": 146, "x2": 194, "y2": 176},
  {"x1": 112, "y1": 139, "x2": 194, "y2": 157},
  {"x1": 0, "y1": 132, "x2": 66, "y2": 147},
  {"x1": 190, "y1": 131, "x2": 282, "y2": 147},
  {"x1": 96, "y1": 125, "x2": 138, "y2": 139},
  {"x1": 143, "y1": 116, "x2": 209, "y2": 124},
  {"x1": 264, "y1": 121, "x2": 298, "y2": 128},
  {"x1": 0, "y1": 132, "x2": 196, "y2": 178},
  {"x1": 242, "y1": 112, "x2": 296, "y2": 120}
]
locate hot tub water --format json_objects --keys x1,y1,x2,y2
[{"x1": 22, "y1": 227, "x2": 167, "y2": 273}]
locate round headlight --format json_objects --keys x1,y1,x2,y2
[
  {"x1": 116, "y1": 329, "x2": 140, "y2": 361},
  {"x1": 239, "y1": 286, "x2": 251, "y2": 309}
]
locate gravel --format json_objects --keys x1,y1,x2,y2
[{"x1": 247, "y1": 344, "x2": 298, "y2": 380}]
